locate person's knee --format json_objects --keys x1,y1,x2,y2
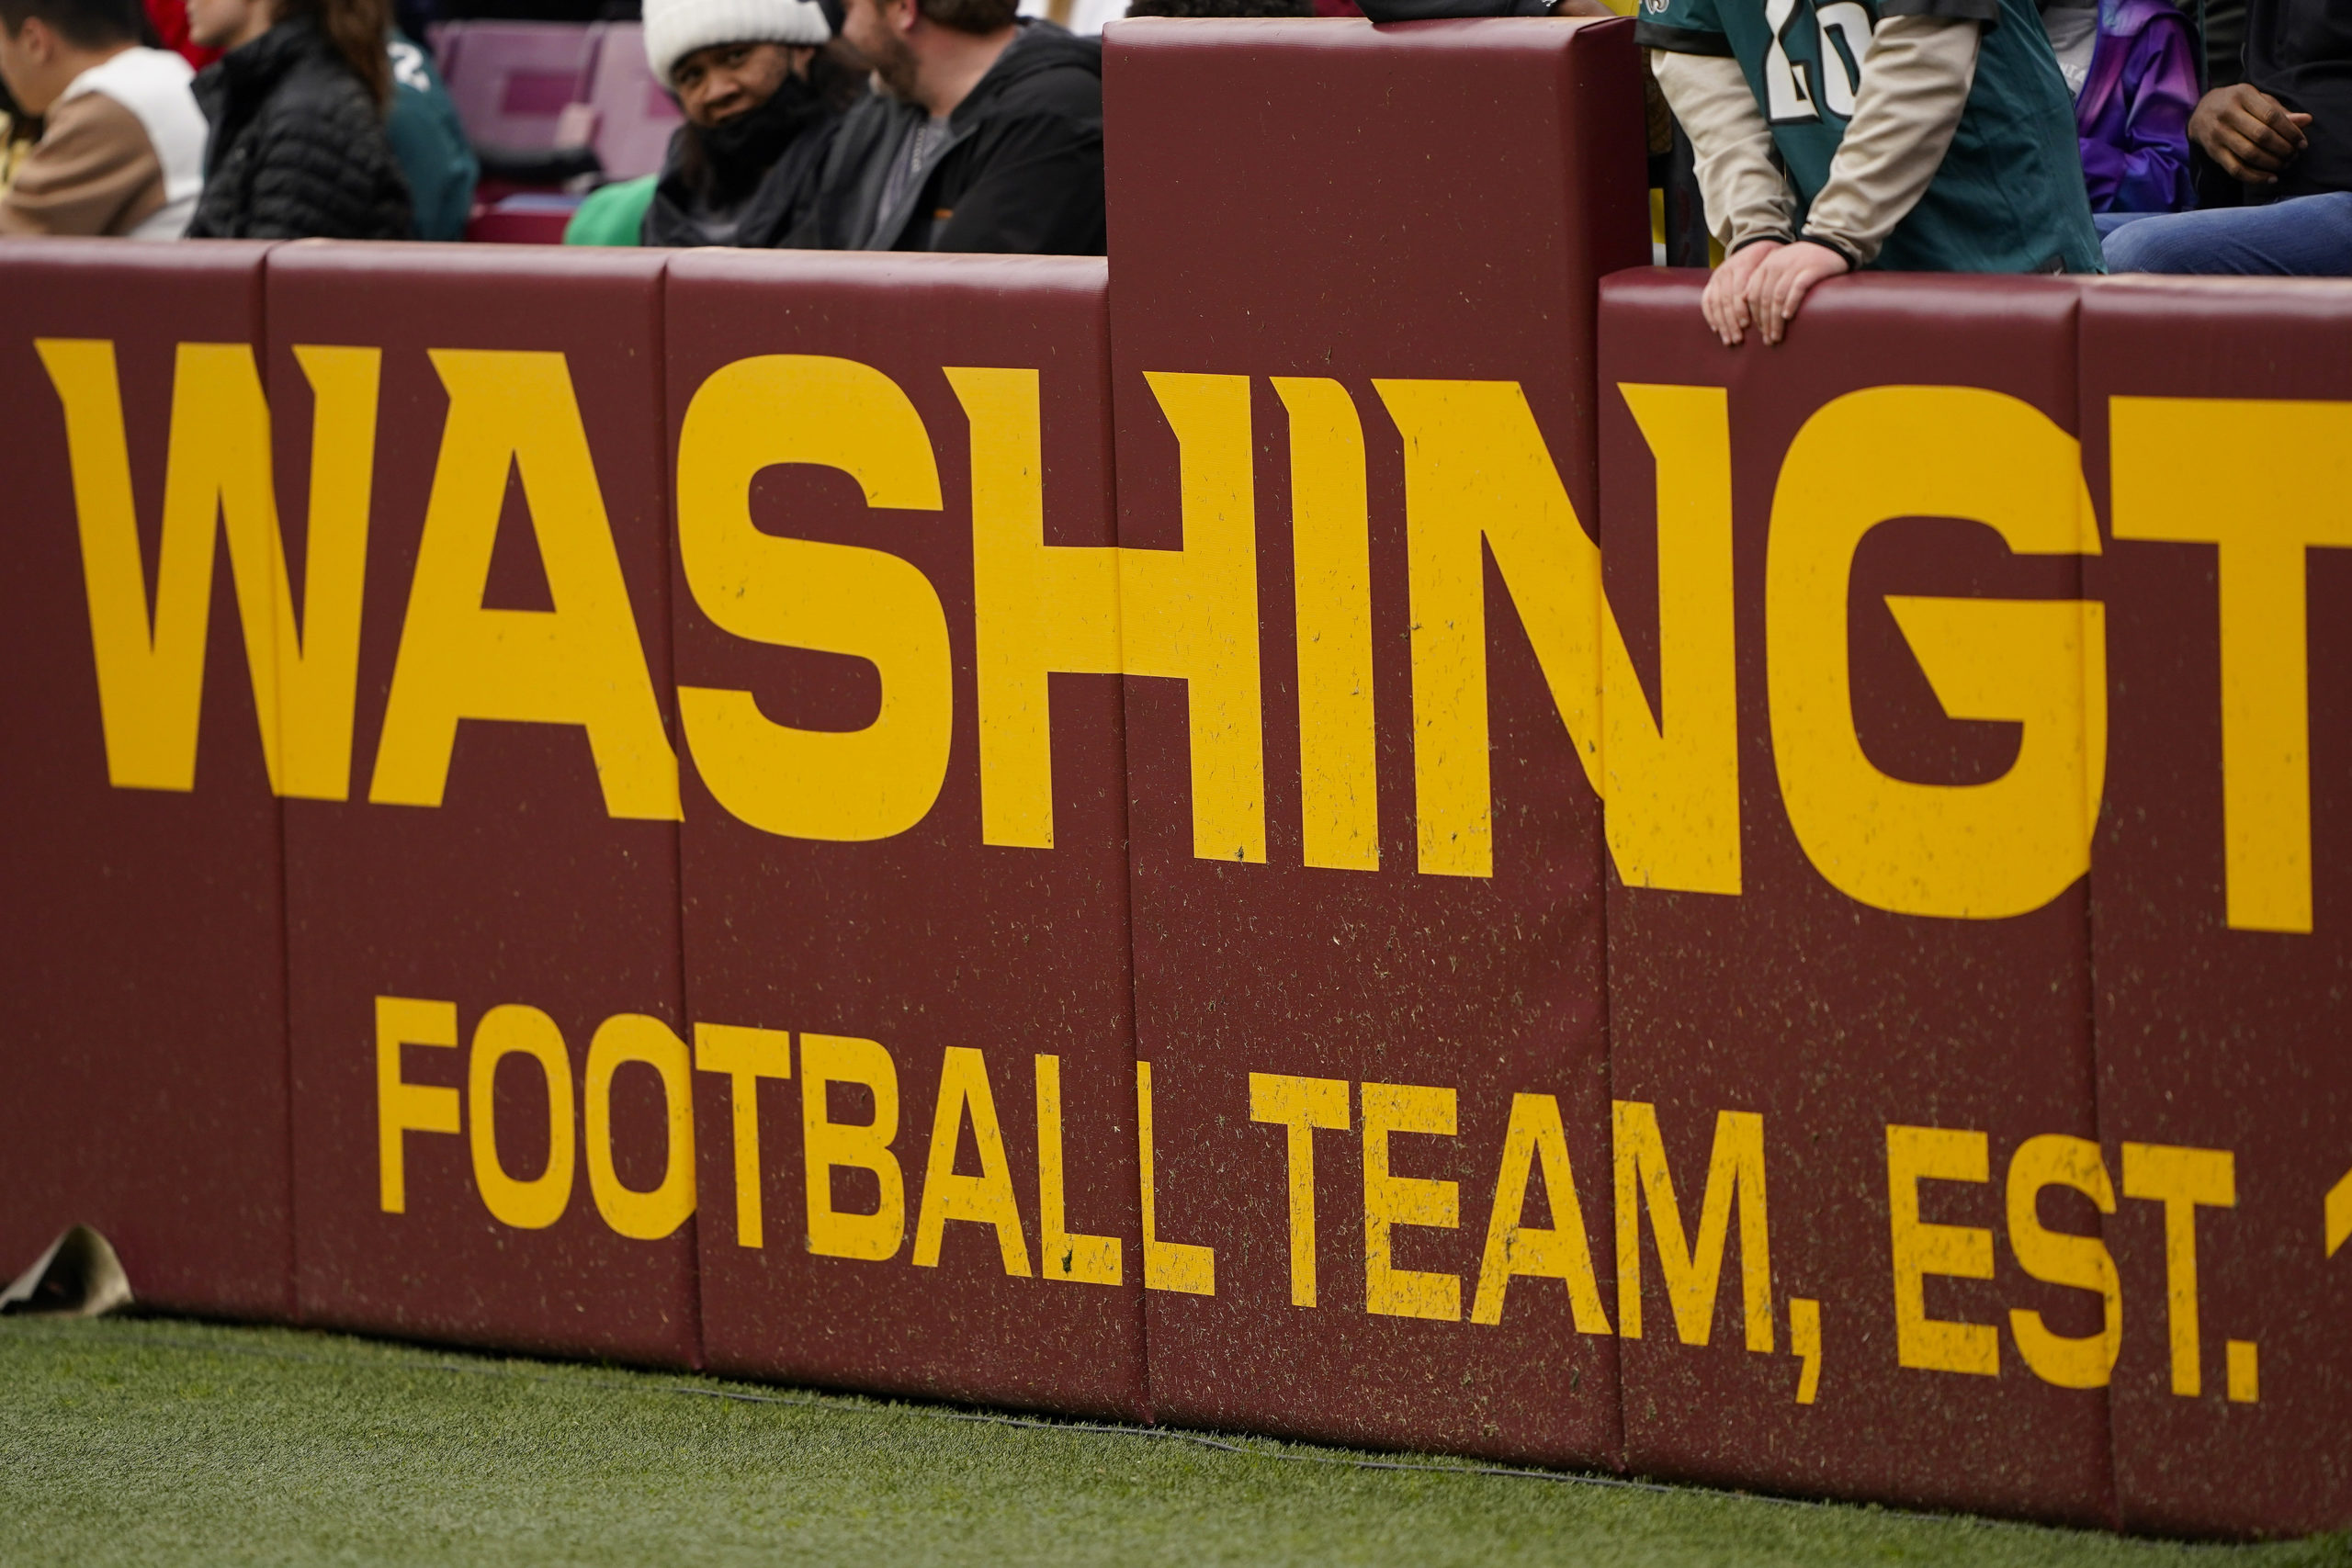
[
  {"x1": 2102, "y1": 211, "x2": 2202, "y2": 273},
  {"x1": 2100, "y1": 220, "x2": 2158, "y2": 272}
]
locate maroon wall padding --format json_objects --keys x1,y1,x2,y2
[
  {"x1": 0, "y1": 241, "x2": 292, "y2": 1317},
  {"x1": 1599, "y1": 271, "x2": 2112, "y2": 1522},
  {"x1": 2081, "y1": 277, "x2": 2352, "y2": 1539},
  {"x1": 273, "y1": 246, "x2": 697, "y2": 1365},
  {"x1": 665, "y1": 252, "x2": 1146, "y2": 1418},
  {"x1": 1104, "y1": 17, "x2": 1648, "y2": 1462}
]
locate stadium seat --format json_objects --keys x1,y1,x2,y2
[
  {"x1": 580, "y1": 24, "x2": 683, "y2": 183},
  {"x1": 465, "y1": 190, "x2": 586, "y2": 243},
  {"x1": 439, "y1": 21, "x2": 604, "y2": 155}
]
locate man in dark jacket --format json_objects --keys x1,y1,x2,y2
[
  {"x1": 788, "y1": 0, "x2": 1102, "y2": 254},
  {"x1": 639, "y1": 0, "x2": 851, "y2": 246},
  {"x1": 2101, "y1": 0, "x2": 2352, "y2": 273}
]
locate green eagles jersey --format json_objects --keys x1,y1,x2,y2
[{"x1": 1637, "y1": 0, "x2": 2104, "y2": 273}]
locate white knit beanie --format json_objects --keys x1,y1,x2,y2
[{"x1": 643, "y1": 0, "x2": 833, "y2": 85}]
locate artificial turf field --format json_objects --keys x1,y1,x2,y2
[{"x1": 1, "y1": 1317, "x2": 2344, "y2": 1568}]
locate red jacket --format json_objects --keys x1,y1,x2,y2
[{"x1": 144, "y1": 0, "x2": 221, "y2": 70}]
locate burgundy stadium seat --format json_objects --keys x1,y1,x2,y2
[
  {"x1": 582, "y1": 24, "x2": 684, "y2": 183},
  {"x1": 439, "y1": 21, "x2": 604, "y2": 155}
]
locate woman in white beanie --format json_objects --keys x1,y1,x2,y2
[{"x1": 634, "y1": 0, "x2": 857, "y2": 245}]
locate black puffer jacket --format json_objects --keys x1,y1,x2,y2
[{"x1": 187, "y1": 19, "x2": 413, "y2": 240}]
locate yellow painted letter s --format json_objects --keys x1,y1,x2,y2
[{"x1": 675, "y1": 355, "x2": 952, "y2": 841}]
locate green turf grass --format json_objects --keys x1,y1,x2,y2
[{"x1": 0, "y1": 1317, "x2": 2343, "y2": 1568}]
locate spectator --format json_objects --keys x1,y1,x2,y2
[
  {"x1": 0, "y1": 0, "x2": 207, "y2": 235},
  {"x1": 2101, "y1": 0, "x2": 2352, "y2": 272},
  {"x1": 787, "y1": 0, "x2": 1102, "y2": 253},
  {"x1": 183, "y1": 0, "x2": 413, "y2": 237},
  {"x1": 1633, "y1": 0, "x2": 2103, "y2": 344},
  {"x1": 637, "y1": 0, "x2": 854, "y2": 245},
  {"x1": 385, "y1": 26, "x2": 474, "y2": 238},
  {"x1": 2039, "y1": 0, "x2": 2196, "y2": 214}
]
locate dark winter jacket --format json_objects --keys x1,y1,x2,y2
[
  {"x1": 643, "y1": 71, "x2": 841, "y2": 248},
  {"x1": 187, "y1": 18, "x2": 413, "y2": 240},
  {"x1": 787, "y1": 21, "x2": 1103, "y2": 254},
  {"x1": 2244, "y1": 0, "x2": 2352, "y2": 197}
]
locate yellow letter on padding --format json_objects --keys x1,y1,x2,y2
[
  {"x1": 1250, "y1": 1070, "x2": 1350, "y2": 1307},
  {"x1": 38, "y1": 338, "x2": 379, "y2": 797},
  {"x1": 370, "y1": 349, "x2": 677, "y2": 818},
  {"x1": 1614, "y1": 1101, "x2": 1772, "y2": 1351},
  {"x1": 2111, "y1": 396, "x2": 2352, "y2": 932},
  {"x1": 1362, "y1": 1081, "x2": 1460, "y2": 1321},
  {"x1": 1125, "y1": 373, "x2": 1267, "y2": 863},
  {"x1": 2006, "y1": 1134, "x2": 2120, "y2": 1390},
  {"x1": 1604, "y1": 384, "x2": 1741, "y2": 895},
  {"x1": 1272, "y1": 377, "x2": 1379, "y2": 872},
  {"x1": 584, "y1": 1013, "x2": 695, "y2": 1242},
  {"x1": 694, "y1": 1023, "x2": 791, "y2": 1248},
  {"x1": 1471, "y1": 1092, "x2": 1610, "y2": 1332},
  {"x1": 1136, "y1": 1061, "x2": 1216, "y2": 1294},
  {"x1": 957, "y1": 367, "x2": 1266, "y2": 863},
  {"x1": 1376, "y1": 378, "x2": 1600, "y2": 878},
  {"x1": 1376, "y1": 378, "x2": 1740, "y2": 888},
  {"x1": 469, "y1": 1003, "x2": 576, "y2": 1232},
  {"x1": 2120, "y1": 1141, "x2": 2235, "y2": 1396},
  {"x1": 1885, "y1": 1123, "x2": 1996, "y2": 1375},
  {"x1": 1767, "y1": 386, "x2": 2103, "y2": 919},
  {"x1": 800, "y1": 1032, "x2": 906, "y2": 1262},
  {"x1": 1035, "y1": 1054, "x2": 1121, "y2": 1285},
  {"x1": 376, "y1": 995, "x2": 458, "y2": 1214},
  {"x1": 913, "y1": 1046, "x2": 1033, "y2": 1277},
  {"x1": 948, "y1": 365, "x2": 1122, "y2": 850},
  {"x1": 677, "y1": 355, "x2": 952, "y2": 841}
]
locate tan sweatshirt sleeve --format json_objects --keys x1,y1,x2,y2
[
  {"x1": 1649, "y1": 50, "x2": 1797, "y2": 252},
  {"x1": 1799, "y1": 14, "x2": 1982, "y2": 266},
  {"x1": 0, "y1": 91, "x2": 166, "y2": 238}
]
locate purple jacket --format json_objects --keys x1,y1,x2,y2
[{"x1": 2076, "y1": 0, "x2": 2199, "y2": 212}]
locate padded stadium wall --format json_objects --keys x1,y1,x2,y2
[{"x1": 3, "y1": 16, "x2": 2347, "y2": 1540}]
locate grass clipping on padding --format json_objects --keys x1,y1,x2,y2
[{"x1": 0, "y1": 1318, "x2": 2345, "y2": 1568}]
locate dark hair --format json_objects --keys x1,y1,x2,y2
[
  {"x1": 914, "y1": 0, "x2": 1016, "y2": 36},
  {"x1": 0, "y1": 0, "x2": 147, "y2": 50},
  {"x1": 277, "y1": 0, "x2": 394, "y2": 106}
]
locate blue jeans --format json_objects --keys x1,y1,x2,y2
[{"x1": 2100, "y1": 192, "x2": 2352, "y2": 276}]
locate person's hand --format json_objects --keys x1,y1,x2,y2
[
  {"x1": 1746, "y1": 240, "x2": 1849, "y2": 345},
  {"x1": 2189, "y1": 83, "x2": 2312, "y2": 182},
  {"x1": 1702, "y1": 240, "x2": 1781, "y2": 346}
]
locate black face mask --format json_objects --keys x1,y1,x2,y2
[{"x1": 692, "y1": 71, "x2": 826, "y2": 204}]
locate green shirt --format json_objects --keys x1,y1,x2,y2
[
  {"x1": 1638, "y1": 0, "x2": 2104, "y2": 273},
  {"x1": 564, "y1": 176, "x2": 659, "y2": 246}
]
